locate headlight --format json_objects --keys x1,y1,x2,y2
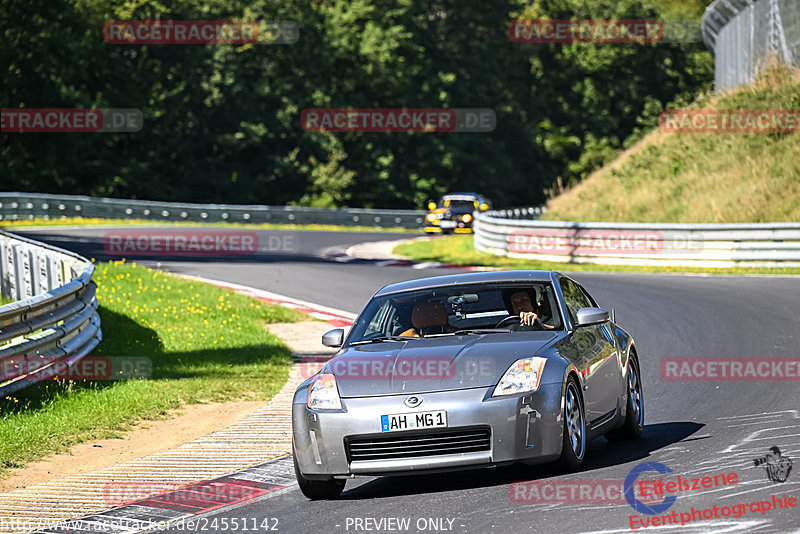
[
  {"x1": 307, "y1": 373, "x2": 342, "y2": 410},
  {"x1": 462, "y1": 213, "x2": 473, "y2": 223},
  {"x1": 426, "y1": 214, "x2": 436, "y2": 222},
  {"x1": 493, "y1": 357, "x2": 547, "y2": 397}
]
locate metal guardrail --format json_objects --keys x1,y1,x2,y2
[
  {"x1": 0, "y1": 231, "x2": 102, "y2": 396},
  {"x1": 703, "y1": 0, "x2": 800, "y2": 91},
  {"x1": 0, "y1": 192, "x2": 426, "y2": 229},
  {"x1": 487, "y1": 207, "x2": 547, "y2": 219},
  {"x1": 474, "y1": 211, "x2": 800, "y2": 268}
]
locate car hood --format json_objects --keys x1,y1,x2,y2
[{"x1": 327, "y1": 332, "x2": 560, "y2": 397}]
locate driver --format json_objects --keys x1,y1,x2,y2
[{"x1": 502, "y1": 289, "x2": 555, "y2": 330}]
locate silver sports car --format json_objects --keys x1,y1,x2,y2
[{"x1": 292, "y1": 270, "x2": 643, "y2": 499}]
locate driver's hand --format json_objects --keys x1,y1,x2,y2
[{"x1": 519, "y1": 311, "x2": 539, "y2": 326}]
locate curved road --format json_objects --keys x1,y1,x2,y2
[{"x1": 14, "y1": 227, "x2": 800, "y2": 533}]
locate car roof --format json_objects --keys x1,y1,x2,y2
[{"x1": 373, "y1": 270, "x2": 559, "y2": 296}]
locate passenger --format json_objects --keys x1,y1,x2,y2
[{"x1": 399, "y1": 300, "x2": 455, "y2": 337}]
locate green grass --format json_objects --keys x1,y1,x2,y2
[
  {"x1": 544, "y1": 68, "x2": 800, "y2": 223},
  {"x1": 395, "y1": 235, "x2": 800, "y2": 276},
  {"x1": 0, "y1": 216, "x2": 418, "y2": 234},
  {"x1": 0, "y1": 261, "x2": 307, "y2": 475}
]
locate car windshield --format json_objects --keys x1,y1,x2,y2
[
  {"x1": 443, "y1": 199, "x2": 476, "y2": 210},
  {"x1": 347, "y1": 282, "x2": 564, "y2": 344}
]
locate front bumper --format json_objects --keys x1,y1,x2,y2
[
  {"x1": 292, "y1": 384, "x2": 563, "y2": 477},
  {"x1": 423, "y1": 219, "x2": 474, "y2": 233}
]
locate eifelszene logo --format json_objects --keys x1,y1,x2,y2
[{"x1": 624, "y1": 462, "x2": 677, "y2": 515}]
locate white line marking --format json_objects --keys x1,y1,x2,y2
[
  {"x1": 170, "y1": 273, "x2": 357, "y2": 320},
  {"x1": 717, "y1": 410, "x2": 799, "y2": 421},
  {"x1": 716, "y1": 481, "x2": 800, "y2": 500}
]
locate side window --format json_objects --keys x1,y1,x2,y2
[
  {"x1": 559, "y1": 278, "x2": 592, "y2": 327},
  {"x1": 578, "y1": 285, "x2": 598, "y2": 307},
  {"x1": 366, "y1": 299, "x2": 391, "y2": 336}
]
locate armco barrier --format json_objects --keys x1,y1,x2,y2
[
  {"x1": 474, "y1": 211, "x2": 800, "y2": 268},
  {"x1": 702, "y1": 0, "x2": 800, "y2": 91},
  {"x1": 0, "y1": 192, "x2": 425, "y2": 229},
  {"x1": 0, "y1": 230, "x2": 102, "y2": 396}
]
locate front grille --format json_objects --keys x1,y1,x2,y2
[{"x1": 346, "y1": 427, "x2": 491, "y2": 462}]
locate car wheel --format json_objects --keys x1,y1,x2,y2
[
  {"x1": 559, "y1": 376, "x2": 586, "y2": 470},
  {"x1": 606, "y1": 353, "x2": 644, "y2": 441},
  {"x1": 293, "y1": 447, "x2": 346, "y2": 500}
]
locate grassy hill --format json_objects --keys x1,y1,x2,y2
[{"x1": 542, "y1": 68, "x2": 800, "y2": 223}]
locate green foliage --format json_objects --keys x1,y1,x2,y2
[
  {"x1": 543, "y1": 68, "x2": 800, "y2": 223},
  {"x1": 1, "y1": 0, "x2": 712, "y2": 208}
]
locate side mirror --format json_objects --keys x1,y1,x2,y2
[
  {"x1": 576, "y1": 307, "x2": 610, "y2": 328},
  {"x1": 321, "y1": 328, "x2": 344, "y2": 348},
  {"x1": 428, "y1": 202, "x2": 437, "y2": 211}
]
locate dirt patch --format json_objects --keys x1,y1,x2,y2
[{"x1": 0, "y1": 399, "x2": 264, "y2": 493}]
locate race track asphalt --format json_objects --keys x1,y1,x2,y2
[{"x1": 13, "y1": 226, "x2": 800, "y2": 534}]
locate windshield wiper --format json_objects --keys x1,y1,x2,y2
[
  {"x1": 350, "y1": 336, "x2": 412, "y2": 345},
  {"x1": 453, "y1": 328, "x2": 510, "y2": 335}
]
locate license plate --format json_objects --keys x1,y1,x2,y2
[
  {"x1": 381, "y1": 410, "x2": 447, "y2": 432},
  {"x1": 439, "y1": 220, "x2": 457, "y2": 228}
]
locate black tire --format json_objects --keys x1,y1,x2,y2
[
  {"x1": 606, "y1": 353, "x2": 644, "y2": 441},
  {"x1": 293, "y1": 447, "x2": 346, "y2": 500},
  {"x1": 558, "y1": 376, "x2": 586, "y2": 470}
]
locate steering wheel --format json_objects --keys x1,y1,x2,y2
[{"x1": 495, "y1": 315, "x2": 521, "y2": 328}]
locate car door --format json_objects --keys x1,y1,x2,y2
[{"x1": 558, "y1": 277, "x2": 618, "y2": 424}]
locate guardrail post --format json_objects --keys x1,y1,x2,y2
[
  {"x1": 28, "y1": 248, "x2": 42, "y2": 296},
  {"x1": 0, "y1": 239, "x2": 10, "y2": 299},
  {"x1": 45, "y1": 253, "x2": 61, "y2": 291},
  {"x1": 11, "y1": 243, "x2": 28, "y2": 301},
  {"x1": 60, "y1": 259, "x2": 73, "y2": 285}
]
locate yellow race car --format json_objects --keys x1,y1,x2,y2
[{"x1": 423, "y1": 192, "x2": 492, "y2": 234}]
